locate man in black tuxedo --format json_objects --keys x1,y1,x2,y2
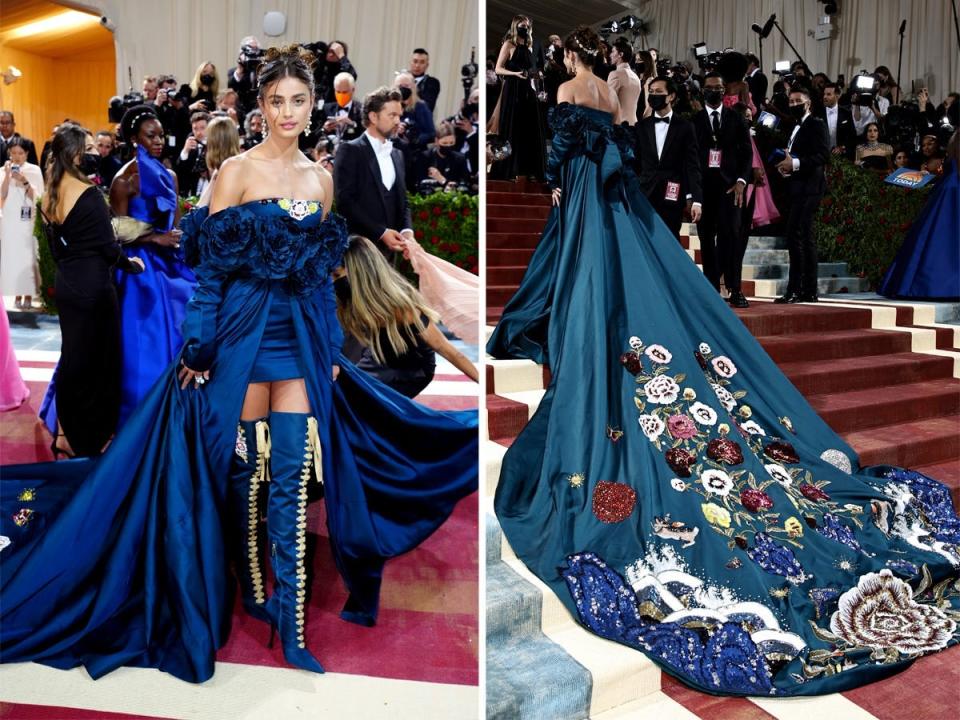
[
  {"x1": 693, "y1": 73, "x2": 753, "y2": 307},
  {"x1": 745, "y1": 54, "x2": 768, "y2": 111},
  {"x1": 0, "y1": 111, "x2": 39, "y2": 166},
  {"x1": 633, "y1": 78, "x2": 702, "y2": 241},
  {"x1": 334, "y1": 87, "x2": 413, "y2": 259},
  {"x1": 816, "y1": 83, "x2": 856, "y2": 160},
  {"x1": 774, "y1": 87, "x2": 830, "y2": 303},
  {"x1": 175, "y1": 111, "x2": 209, "y2": 197},
  {"x1": 410, "y1": 48, "x2": 441, "y2": 113},
  {"x1": 321, "y1": 72, "x2": 364, "y2": 146}
]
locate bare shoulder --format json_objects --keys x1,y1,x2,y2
[
  {"x1": 209, "y1": 155, "x2": 248, "y2": 213},
  {"x1": 557, "y1": 79, "x2": 576, "y2": 103}
]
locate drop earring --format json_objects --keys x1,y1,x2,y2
[{"x1": 303, "y1": 117, "x2": 312, "y2": 136}]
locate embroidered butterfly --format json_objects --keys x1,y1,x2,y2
[{"x1": 606, "y1": 425, "x2": 624, "y2": 443}]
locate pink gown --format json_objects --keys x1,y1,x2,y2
[{"x1": 0, "y1": 310, "x2": 29, "y2": 411}]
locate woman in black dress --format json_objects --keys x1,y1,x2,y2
[
  {"x1": 488, "y1": 14, "x2": 547, "y2": 181},
  {"x1": 40, "y1": 124, "x2": 144, "y2": 457}
]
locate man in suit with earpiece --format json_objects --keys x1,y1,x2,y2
[{"x1": 774, "y1": 86, "x2": 830, "y2": 304}]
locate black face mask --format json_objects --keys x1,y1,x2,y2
[
  {"x1": 704, "y1": 89, "x2": 724, "y2": 106},
  {"x1": 333, "y1": 276, "x2": 351, "y2": 303},
  {"x1": 517, "y1": 26, "x2": 529, "y2": 38},
  {"x1": 648, "y1": 94, "x2": 669, "y2": 111},
  {"x1": 789, "y1": 104, "x2": 807, "y2": 120},
  {"x1": 80, "y1": 153, "x2": 100, "y2": 176},
  {"x1": 200, "y1": 73, "x2": 215, "y2": 86},
  {"x1": 398, "y1": 86, "x2": 413, "y2": 101}
]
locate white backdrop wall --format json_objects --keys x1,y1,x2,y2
[
  {"x1": 86, "y1": 0, "x2": 479, "y2": 120},
  {"x1": 611, "y1": 0, "x2": 959, "y2": 101}
]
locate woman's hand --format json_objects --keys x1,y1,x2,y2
[
  {"x1": 332, "y1": 365, "x2": 340, "y2": 382},
  {"x1": 151, "y1": 229, "x2": 183, "y2": 248},
  {"x1": 551, "y1": 187, "x2": 562, "y2": 206},
  {"x1": 178, "y1": 362, "x2": 210, "y2": 390}
]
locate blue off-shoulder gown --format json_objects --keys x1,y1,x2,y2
[
  {"x1": 488, "y1": 103, "x2": 960, "y2": 697},
  {"x1": 1, "y1": 200, "x2": 477, "y2": 683}
]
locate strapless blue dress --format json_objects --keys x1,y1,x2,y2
[
  {"x1": 1, "y1": 199, "x2": 478, "y2": 683},
  {"x1": 488, "y1": 103, "x2": 960, "y2": 697}
]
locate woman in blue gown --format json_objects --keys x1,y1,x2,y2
[
  {"x1": 878, "y1": 130, "x2": 959, "y2": 300},
  {"x1": 488, "y1": 27, "x2": 960, "y2": 697},
  {"x1": 39, "y1": 105, "x2": 197, "y2": 440},
  {"x1": 1, "y1": 46, "x2": 477, "y2": 682}
]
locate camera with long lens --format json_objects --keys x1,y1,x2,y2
[
  {"x1": 461, "y1": 47, "x2": 478, "y2": 99},
  {"x1": 193, "y1": 140, "x2": 207, "y2": 174},
  {"x1": 656, "y1": 57, "x2": 673, "y2": 77},
  {"x1": 772, "y1": 60, "x2": 795, "y2": 84},
  {"x1": 884, "y1": 103, "x2": 924, "y2": 147},
  {"x1": 108, "y1": 91, "x2": 146, "y2": 123},
  {"x1": 693, "y1": 44, "x2": 724, "y2": 71},
  {"x1": 239, "y1": 44, "x2": 264, "y2": 74}
]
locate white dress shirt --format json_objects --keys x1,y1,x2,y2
[
  {"x1": 654, "y1": 110, "x2": 672, "y2": 159},
  {"x1": 824, "y1": 105, "x2": 838, "y2": 147},
  {"x1": 365, "y1": 130, "x2": 395, "y2": 190},
  {"x1": 787, "y1": 112, "x2": 812, "y2": 171}
]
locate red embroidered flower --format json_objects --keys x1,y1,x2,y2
[
  {"x1": 432, "y1": 206, "x2": 443, "y2": 216},
  {"x1": 619, "y1": 351, "x2": 643, "y2": 375},
  {"x1": 418, "y1": 210, "x2": 430, "y2": 220},
  {"x1": 707, "y1": 438, "x2": 744, "y2": 466},
  {"x1": 764, "y1": 441, "x2": 799, "y2": 464},
  {"x1": 740, "y1": 488, "x2": 774, "y2": 513},
  {"x1": 799, "y1": 483, "x2": 831, "y2": 502},
  {"x1": 592, "y1": 481, "x2": 637, "y2": 523},
  {"x1": 667, "y1": 414, "x2": 697, "y2": 440},
  {"x1": 665, "y1": 448, "x2": 696, "y2": 477}
]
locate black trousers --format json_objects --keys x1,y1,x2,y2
[
  {"x1": 697, "y1": 176, "x2": 744, "y2": 291},
  {"x1": 649, "y1": 194, "x2": 684, "y2": 241},
  {"x1": 784, "y1": 191, "x2": 823, "y2": 295}
]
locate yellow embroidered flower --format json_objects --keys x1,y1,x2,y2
[
  {"x1": 17, "y1": 488, "x2": 36, "y2": 502},
  {"x1": 739, "y1": 405, "x2": 753, "y2": 419},
  {"x1": 683, "y1": 388, "x2": 696, "y2": 401},
  {"x1": 568, "y1": 472, "x2": 585, "y2": 488},
  {"x1": 701, "y1": 502, "x2": 731, "y2": 528},
  {"x1": 717, "y1": 423, "x2": 730, "y2": 436},
  {"x1": 785, "y1": 516, "x2": 803, "y2": 537}
]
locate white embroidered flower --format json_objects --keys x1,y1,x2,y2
[
  {"x1": 643, "y1": 375, "x2": 680, "y2": 405},
  {"x1": 683, "y1": 387, "x2": 696, "y2": 401},
  {"x1": 670, "y1": 478, "x2": 687, "y2": 492},
  {"x1": 629, "y1": 336, "x2": 643, "y2": 350},
  {"x1": 638, "y1": 414, "x2": 665, "y2": 441},
  {"x1": 689, "y1": 401, "x2": 718, "y2": 426},
  {"x1": 711, "y1": 355, "x2": 737, "y2": 378},
  {"x1": 765, "y1": 463, "x2": 792, "y2": 486},
  {"x1": 698, "y1": 342, "x2": 711, "y2": 355},
  {"x1": 700, "y1": 469, "x2": 734, "y2": 497},
  {"x1": 645, "y1": 344, "x2": 673, "y2": 364},
  {"x1": 741, "y1": 420, "x2": 766, "y2": 436},
  {"x1": 831, "y1": 569, "x2": 956, "y2": 654},
  {"x1": 711, "y1": 383, "x2": 737, "y2": 412}
]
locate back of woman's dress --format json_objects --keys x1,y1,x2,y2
[
  {"x1": 0, "y1": 200, "x2": 477, "y2": 683},
  {"x1": 878, "y1": 158, "x2": 959, "y2": 300},
  {"x1": 488, "y1": 102, "x2": 960, "y2": 696}
]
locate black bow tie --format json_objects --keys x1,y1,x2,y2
[{"x1": 655, "y1": 116, "x2": 670, "y2": 124}]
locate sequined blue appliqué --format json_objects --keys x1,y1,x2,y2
[{"x1": 747, "y1": 533, "x2": 811, "y2": 584}]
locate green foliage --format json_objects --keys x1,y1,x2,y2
[
  {"x1": 814, "y1": 155, "x2": 931, "y2": 289},
  {"x1": 407, "y1": 191, "x2": 478, "y2": 273},
  {"x1": 34, "y1": 198, "x2": 57, "y2": 315}
]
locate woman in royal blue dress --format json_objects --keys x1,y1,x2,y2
[
  {"x1": 488, "y1": 27, "x2": 960, "y2": 697},
  {"x1": 1, "y1": 45, "x2": 477, "y2": 682},
  {"x1": 878, "y1": 129, "x2": 959, "y2": 300}
]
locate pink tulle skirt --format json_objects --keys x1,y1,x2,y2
[{"x1": 0, "y1": 310, "x2": 29, "y2": 411}]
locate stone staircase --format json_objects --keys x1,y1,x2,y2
[{"x1": 484, "y1": 178, "x2": 960, "y2": 718}]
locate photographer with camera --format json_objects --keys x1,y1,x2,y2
[
  {"x1": 187, "y1": 62, "x2": 220, "y2": 113},
  {"x1": 489, "y1": 15, "x2": 546, "y2": 180},
  {"x1": 95, "y1": 130, "x2": 123, "y2": 187},
  {"x1": 451, "y1": 86, "x2": 480, "y2": 181},
  {"x1": 607, "y1": 37, "x2": 641, "y2": 125},
  {"x1": 316, "y1": 41, "x2": 357, "y2": 104},
  {"x1": 321, "y1": 72, "x2": 364, "y2": 146},
  {"x1": 414, "y1": 121, "x2": 469, "y2": 194},
  {"x1": 215, "y1": 89, "x2": 242, "y2": 130},
  {"x1": 393, "y1": 72, "x2": 436, "y2": 189},
  {"x1": 176, "y1": 111, "x2": 210, "y2": 197},
  {"x1": 142, "y1": 76, "x2": 159, "y2": 104},
  {"x1": 409, "y1": 48, "x2": 441, "y2": 113},
  {"x1": 1, "y1": 137, "x2": 44, "y2": 310},
  {"x1": 851, "y1": 73, "x2": 890, "y2": 135},
  {"x1": 228, "y1": 35, "x2": 263, "y2": 118},
  {"x1": 242, "y1": 109, "x2": 264, "y2": 149},
  {"x1": 151, "y1": 76, "x2": 190, "y2": 160}
]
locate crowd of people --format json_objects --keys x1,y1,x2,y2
[{"x1": 486, "y1": 15, "x2": 958, "y2": 307}]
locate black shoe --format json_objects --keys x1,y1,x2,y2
[
  {"x1": 728, "y1": 290, "x2": 750, "y2": 308},
  {"x1": 797, "y1": 293, "x2": 819, "y2": 302},
  {"x1": 774, "y1": 292, "x2": 801, "y2": 304}
]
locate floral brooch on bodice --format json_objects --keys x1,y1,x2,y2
[{"x1": 278, "y1": 198, "x2": 321, "y2": 221}]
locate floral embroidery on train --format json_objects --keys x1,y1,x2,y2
[{"x1": 562, "y1": 548, "x2": 807, "y2": 694}]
